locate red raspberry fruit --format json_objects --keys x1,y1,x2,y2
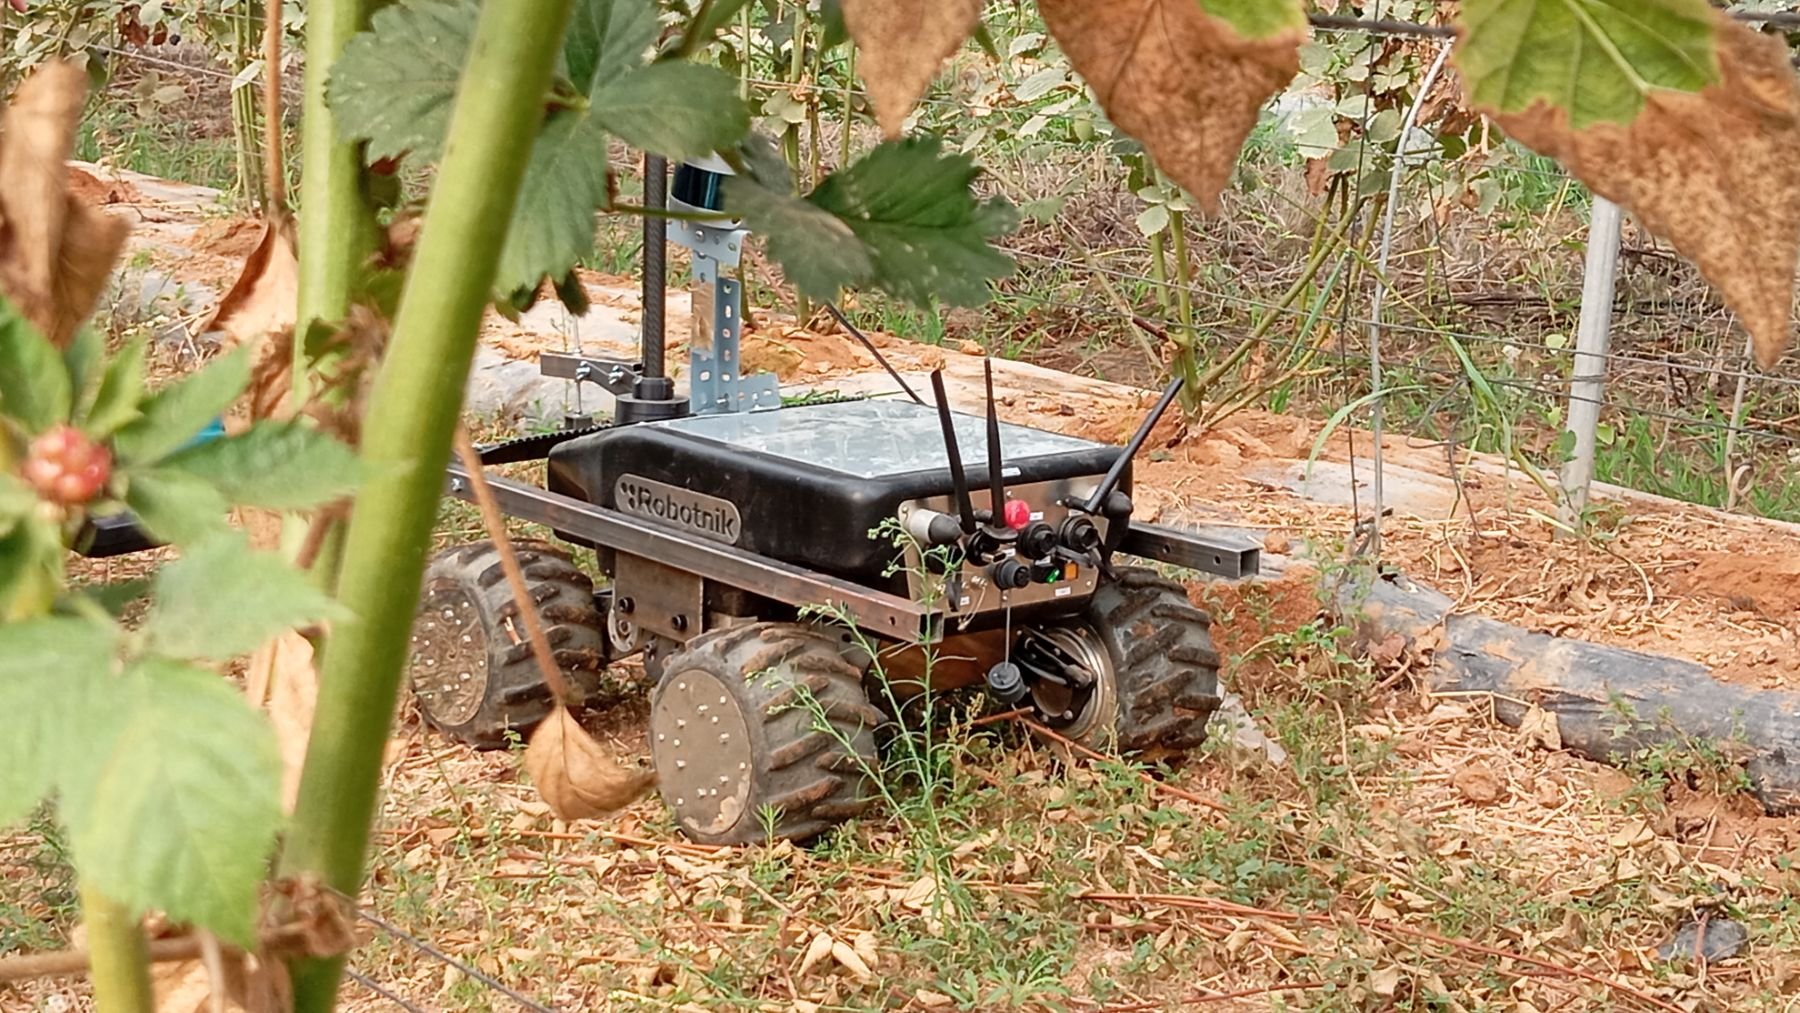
[{"x1": 22, "y1": 425, "x2": 112, "y2": 506}]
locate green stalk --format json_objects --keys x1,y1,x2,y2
[
  {"x1": 292, "y1": 0, "x2": 389, "y2": 405},
  {"x1": 278, "y1": 1, "x2": 574, "y2": 1008},
  {"x1": 1147, "y1": 230, "x2": 1172, "y2": 316},
  {"x1": 839, "y1": 44, "x2": 855, "y2": 169},
  {"x1": 82, "y1": 885, "x2": 153, "y2": 1013},
  {"x1": 1167, "y1": 206, "x2": 1200, "y2": 407},
  {"x1": 739, "y1": 0, "x2": 752, "y2": 100}
]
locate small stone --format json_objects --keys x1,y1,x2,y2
[
  {"x1": 1656, "y1": 918, "x2": 1749, "y2": 963},
  {"x1": 1452, "y1": 761, "x2": 1504, "y2": 804}
]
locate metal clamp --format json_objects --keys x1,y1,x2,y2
[{"x1": 539, "y1": 352, "x2": 642, "y2": 397}]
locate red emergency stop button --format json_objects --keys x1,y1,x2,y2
[{"x1": 1002, "y1": 499, "x2": 1030, "y2": 531}]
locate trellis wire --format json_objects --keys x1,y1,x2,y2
[
  {"x1": 334, "y1": 889, "x2": 559, "y2": 1013},
  {"x1": 959, "y1": 281, "x2": 1799, "y2": 447},
  {"x1": 1000, "y1": 247, "x2": 1800, "y2": 395},
  {"x1": 343, "y1": 968, "x2": 434, "y2": 1013}
]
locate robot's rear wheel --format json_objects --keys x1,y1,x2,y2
[
  {"x1": 651, "y1": 622, "x2": 885, "y2": 846},
  {"x1": 407, "y1": 541, "x2": 607, "y2": 749}
]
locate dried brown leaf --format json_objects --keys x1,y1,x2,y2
[
  {"x1": 1037, "y1": 0, "x2": 1300, "y2": 212},
  {"x1": 830, "y1": 938, "x2": 873, "y2": 982},
  {"x1": 797, "y1": 931, "x2": 835, "y2": 977},
  {"x1": 245, "y1": 630, "x2": 318, "y2": 813},
  {"x1": 842, "y1": 0, "x2": 984, "y2": 137},
  {"x1": 0, "y1": 60, "x2": 132, "y2": 348},
  {"x1": 1468, "y1": 19, "x2": 1800, "y2": 369},
  {"x1": 1519, "y1": 703, "x2": 1561, "y2": 752},
  {"x1": 199, "y1": 217, "x2": 298, "y2": 351},
  {"x1": 523, "y1": 706, "x2": 657, "y2": 820}
]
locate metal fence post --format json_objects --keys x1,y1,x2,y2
[{"x1": 1558, "y1": 196, "x2": 1624, "y2": 530}]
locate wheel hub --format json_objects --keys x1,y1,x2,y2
[
  {"x1": 1015, "y1": 625, "x2": 1116, "y2": 740},
  {"x1": 651, "y1": 668, "x2": 755, "y2": 838},
  {"x1": 410, "y1": 586, "x2": 489, "y2": 727}
]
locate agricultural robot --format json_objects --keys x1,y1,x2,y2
[{"x1": 407, "y1": 155, "x2": 1261, "y2": 845}]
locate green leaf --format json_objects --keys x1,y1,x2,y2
[
  {"x1": 0, "y1": 310, "x2": 72, "y2": 433},
  {"x1": 81, "y1": 335, "x2": 148, "y2": 439},
  {"x1": 1201, "y1": 0, "x2": 1307, "y2": 39},
  {"x1": 1455, "y1": 0, "x2": 1719, "y2": 127},
  {"x1": 565, "y1": 0, "x2": 659, "y2": 92},
  {"x1": 112, "y1": 346, "x2": 250, "y2": 465},
  {"x1": 123, "y1": 468, "x2": 229, "y2": 546},
  {"x1": 161, "y1": 422, "x2": 363, "y2": 511},
  {"x1": 0, "y1": 520, "x2": 64, "y2": 623},
  {"x1": 63, "y1": 327, "x2": 104, "y2": 415},
  {"x1": 594, "y1": 62, "x2": 749, "y2": 163},
  {"x1": 0, "y1": 473, "x2": 35, "y2": 534},
  {"x1": 500, "y1": 11, "x2": 749, "y2": 294},
  {"x1": 1136, "y1": 203, "x2": 1171, "y2": 237},
  {"x1": 496, "y1": 112, "x2": 616, "y2": 297},
  {"x1": 327, "y1": 0, "x2": 477, "y2": 172},
  {"x1": 143, "y1": 532, "x2": 348, "y2": 660},
  {"x1": 0, "y1": 618, "x2": 115, "y2": 828},
  {"x1": 723, "y1": 176, "x2": 872, "y2": 302},
  {"x1": 63, "y1": 577, "x2": 152, "y2": 619},
  {"x1": 60, "y1": 657, "x2": 280, "y2": 945},
  {"x1": 807, "y1": 137, "x2": 1017, "y2": 307}
]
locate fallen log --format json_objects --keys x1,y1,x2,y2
[{"x1": 1347, "y1": 571, "x2": 1800, "y2": 814}]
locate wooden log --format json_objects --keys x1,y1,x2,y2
[{"x1": 1346, "y1": 571, "x2": 1800, "y2": 814}]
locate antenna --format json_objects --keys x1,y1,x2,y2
[
  {"x1": 983, "y1": 358, "x2": 1007, "y2": 526},
  {"x1": 929, "y1": 370, "x2": 979, "y2": 535},
  {"x1": 1082, "y1": 374, "x2": 1184, "y2": 515}
]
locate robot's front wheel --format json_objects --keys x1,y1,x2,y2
[
  {"x1": 1026, "y1": 567, "x2": 1223, "y2": 753},
  {"x1": 406, "y1": 541, "x2": 608, "y2": 749},
  {"x1": 651, "y1": 623, "x2": 885, "y2": 846}
]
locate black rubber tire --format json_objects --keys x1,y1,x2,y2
[
  {"x1": 651, "y1": 623, "x2": 884, "y2": 846},
  {"x1": 407, "y1": 541, "x2": 607, "y2": 750},
  {"x1": 1081, "y1": 567, "x2": 1223, "y2": 752}
]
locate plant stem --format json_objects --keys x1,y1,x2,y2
[
  {"x1": 839, "y1": 44, "x2": 855, "y2": 169},
  {"x1": 1167, "y1": 206, "x2": 1200, "y2": 408},
  {"x1": 292, "y1": 0, "x2": 388, "y2": 404},
  {"x1": 278, "y1": 0, "x2": 574, "y2": 1007},
  {"x1": 81, "y1": 886, "x2": 152, "y2": 1013}
]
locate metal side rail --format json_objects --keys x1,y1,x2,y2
[
  {"x1": 444, "y1": 463, "x2": 943, "y2": 640},
  {"x1": 1118, "y1": 522, "x2": 1261, "y2": 581}
]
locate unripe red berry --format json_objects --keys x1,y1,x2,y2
[{"x1": 22, "y1": 425, "x2": 112, "y2": 506}]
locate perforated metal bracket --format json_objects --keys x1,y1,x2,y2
[{"x1": 672, "y1": 220, "x2": 781, "y2": 416}]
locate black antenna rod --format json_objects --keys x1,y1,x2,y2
[
  {"x1": 929, "y1": 370, "x2": 979, "y2": 535},
  {"x1": 825, "y1": 303, "x2": 925, "y2": 405},
  {"x1": 983, "y1": 358, "x2": 1006, "y2": 524},
  {"x1": 1082, "y1": 374, "x2": 1184, "y2": 515}
]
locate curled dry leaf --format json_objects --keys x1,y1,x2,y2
[
  {"x1": 523, "y1": 706, "x2": 657, "y2": 820},
  {"x1": 829, "y1": 938, "x2": 874, "y2": 982},
  {"x1": 244, "y1": 630, "x2": 318, "y2": 813},
  {"x1": 1519, "y1": 702, "x2": 1562, "y2": 751},
  {"x1": 1461, "y1": 18, "x2": 1800, "y2": 369},
  {"x1": 1037, "y1": 0, "x2": 1303, "y2": 212},
  {"x1": 841, "y1": 0, "x2": 984, "y2": 137},
  {"x1": 199, "y1": 216, "x2": 299, "y2": 352},
  {"x1": 797, "y1": 931, "x2": 835, "y2": 977},
  {"x1": 0, "y1": 60, "x2": 132, "y2": 348}
]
